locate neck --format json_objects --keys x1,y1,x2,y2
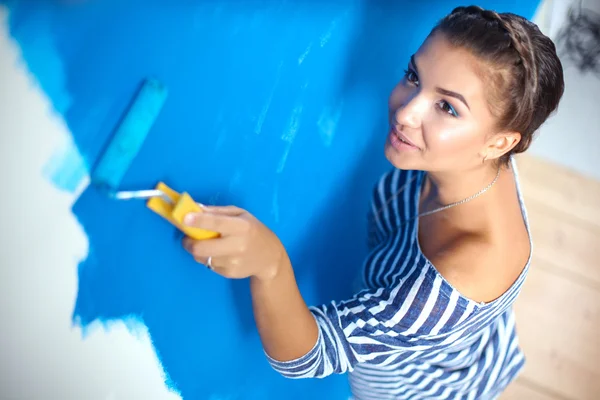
[{"x1": 422, "y1": 163, "x2": 501, "y2": 207}]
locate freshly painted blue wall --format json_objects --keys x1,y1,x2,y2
[{"x1": 4, "y1": 0, "x2": 539, "y2": 398}]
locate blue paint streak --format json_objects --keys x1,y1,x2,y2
[
  {"x1": 42, "y1": 142, "x2": 87, "y2": 192},
  {"x1": 3, "y1": 0, "x2": 540, "y2": 398}
]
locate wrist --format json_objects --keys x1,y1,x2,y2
[{"x1": 253, "y1": 250, "x2": 291, "y2": 283}]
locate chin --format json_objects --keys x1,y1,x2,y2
[{"x1": 384, "y1": 139, "x2": 423, "y2": 171}]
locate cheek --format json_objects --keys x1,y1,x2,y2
[{"x1": 423, "y1": 120, "x2": 482, "y2": 154}]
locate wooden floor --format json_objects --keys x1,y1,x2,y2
[{"x1": 500, "y1": 155, "x2": 600, "y2": 400}]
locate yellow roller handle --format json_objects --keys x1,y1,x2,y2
[{"x1": 146, "y1": 182, "x2": 220, "y2": 240}]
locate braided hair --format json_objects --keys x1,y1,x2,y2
[{"x1": 431, "y1": 5, "x2": 564, "y2": 164}]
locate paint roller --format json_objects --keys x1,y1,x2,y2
[{"x1": 91, "y1": 78, "x2": 219, "y2": 240}]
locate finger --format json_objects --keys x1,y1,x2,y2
[
  {"x1": 192, "y1": 255, "x2": 210, "y2": 267},
  {"x1": 201, "y1": 205, "x2": 246, "y2": 216},
  {"x1": 192, "y1": 255, "x2": 224, "y2": 270},
  {"x1": 182, "y1": 236, "x2": 242, "y2": 258},
  {"x1": 190, "y1": 254, "x2": 229, "y2": 272},
  {"x1": 192, "y1": 257, "x2": 247, "y2": 279},
  {"x1": 183, "y1": 212, "x2": 249, "y2": 235}
]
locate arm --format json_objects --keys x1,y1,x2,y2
[
  {"x1": 250, "y1": 256, "x2": 319, "y2": 363},
  {"x1": 254, "y1": 169, "x2": 401, "y2": 363},
  {"x1": 181, "y1": 205, "x2": 321, "y2": 364},
  {"x1": 181, "y1": 205, "x2": 474, "y2": 379}
]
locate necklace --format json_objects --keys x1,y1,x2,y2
[{"x1": 374, "y1": 166, "x2": 501, "y2": 224}]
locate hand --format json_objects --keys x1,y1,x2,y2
[{"x1": 181, "y1": 205, "x2": 288, "y2": 281}]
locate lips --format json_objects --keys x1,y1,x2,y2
[{"x1": 393, "y1": 128, "x2": 419, "y2": 149}]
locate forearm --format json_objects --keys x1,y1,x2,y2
[{"x1": 250, "y1": 256, "x2": 319, "y2": 362}]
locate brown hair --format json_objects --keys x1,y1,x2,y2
[{"x1": 431, "y1": 5, "x2": 565, "y2": 164}]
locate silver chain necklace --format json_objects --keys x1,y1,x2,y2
[{"x1": 375, "y1": 166, "x2": 501, "y2": 224}]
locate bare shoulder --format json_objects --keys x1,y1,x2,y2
[{"x1": 430, "y1": 231, "x2": 529, "y2": 304}]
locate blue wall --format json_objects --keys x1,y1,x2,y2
[{"x1": 4, "y1": 0, "x2": 539, "y2": 398}]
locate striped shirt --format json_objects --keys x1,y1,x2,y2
[{"x1": 267, "y1": 157, "x2": 531, "y2": 400}]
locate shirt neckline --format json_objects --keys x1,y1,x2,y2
[{"x1": 412, "y1": 157, "x2": 533, "y2": 310}]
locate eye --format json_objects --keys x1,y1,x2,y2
[
  {"x1": 438, "y1": 100, "x2": 459, "y2": 117},
  {"x1": 403, "y1": 68, "x2": 419, "y2": 86}
]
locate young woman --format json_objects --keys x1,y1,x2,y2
[{"x1": 181, "y1": 6, "x2": 564, "y2": 399}]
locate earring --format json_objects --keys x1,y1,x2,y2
[{"x1": 482, "y1": 155, "x2": 488, "y2": 164}]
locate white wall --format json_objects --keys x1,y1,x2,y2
[
  {"x1": 0, "y1": 6, "x2": 181, "y2": 400},
  {"x1": 532, "y1": 0, "x2": 600, "y2": 180}
]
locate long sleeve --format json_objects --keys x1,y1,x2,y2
[{"x1": 265, "y1": 265, "x2": 477, "y2": 379}]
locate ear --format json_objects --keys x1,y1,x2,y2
[{"x1": 481, "y1": 131, "x2": 521, "y2": 161}]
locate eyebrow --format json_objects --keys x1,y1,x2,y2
[{"x1": 410, "y1": 54, "x2": 471, "y2": 110}]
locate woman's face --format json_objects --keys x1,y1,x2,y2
[{"x1": 385, "y1": 33, "x2": 502, "y2": 172}]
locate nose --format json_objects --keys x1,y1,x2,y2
[{"x1": 391, "y1": 92, "x2": 423, "y2": 129}]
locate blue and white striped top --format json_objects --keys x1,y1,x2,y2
[{"x1": 267, "y1": 158, "x2": 531, "y2": 400}]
